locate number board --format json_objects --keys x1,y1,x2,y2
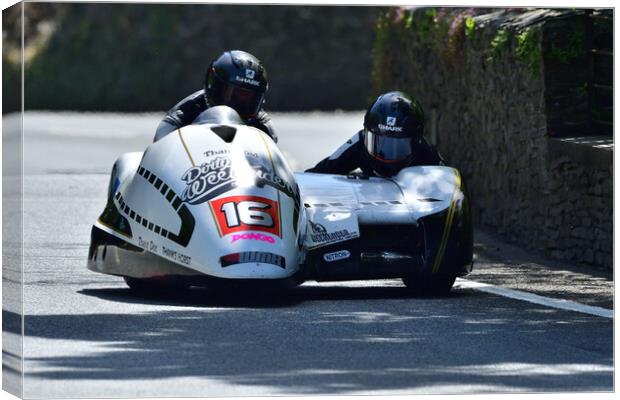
[{"x1": 209, "y1": 195, "x2": 281, "y2": 238}]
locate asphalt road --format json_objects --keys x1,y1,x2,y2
[{"x1": 2, "y1": 112, "x2": 614, "y2": 397}]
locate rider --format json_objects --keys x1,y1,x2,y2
[
  {"x1": 306, "y1": 91, "x2": 444, "y2": 177},
  {"x1": 154, "y1": 50, "x2": 277, "y2": 142}
]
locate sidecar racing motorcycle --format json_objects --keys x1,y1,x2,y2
[{"x1": 87, "y1": 106, "x2": 473, "y2": 295}]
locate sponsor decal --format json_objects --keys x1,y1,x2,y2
[
  {"x1": 203, "y1": 149, "x2": 229, "y2": 157},
  {"x1": 306, "y1": 211, "x2": 360, "y2": 250},
  {"x1": 231, "y1": 232, "x2": 276, "y2": 244},
  {"x1": 244, "y1": 153, "x2": 299, "y2": 202},
  {"x1": 378, "y1": 115, "x2": 403, "y2": 132},
  {"x1": 323, "y1": 250, "x2": 351, "y2": 263},
  {"x1": 378, "y1": 124, "x2": 403, "y2": 132},
  {"x1": 309, "y1": 220, "x2": 327, "y2": 233},
  {"x1": 309, "y1": 219, "x2": 357, "y2": 245},
  {"x1": 253, "y1": 165, "x2": 298, "y2": 200},
  {"x1": 138, "y1": 236, "x2": 159, "y2": 253},
  {"x1": 181, "y1": 156, "x2": 235, "y2": 205},
  {"x1": 180, "y1": 154, "x2": 300, "y2": 205},
  {"x1": 162, "y1": 245, "x2": 192, "y2": 266},
  {"x1": 203, "y1": 149, "x2": 259, "y2": 158},
  {"x1": 310, "y1": 229, "x2": 358, "y2": 245},
  {"x1": 220, "y1": 252, "x2": 285, "y2": 268},
  {"x1": 210, "y1": 195, "x2": 281, "y2": 237},
  {"x1": 235, "y1": 69, "x2": 260, "y2": 87}
]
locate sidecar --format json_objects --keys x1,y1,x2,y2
[{"x1": 87, "y1": 107, "x2": 472, "y2": 295}]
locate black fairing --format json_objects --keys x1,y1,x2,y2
[
  {"x1": 305, "y1": 176, "x2": 473, "y2": 281},
  {"x1": 417, "y1": 179, "x2": 473, "y2": 277},
  {"x1": 305, "y1": 224, "x2": 425, "y2": 281},
  {"x1": 98, "y1": 200, "x2": 132, "y2": 239}
]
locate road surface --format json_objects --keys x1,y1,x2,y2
[{"x1": 2, "y1": 111, "x2": 614, "y2": 397}]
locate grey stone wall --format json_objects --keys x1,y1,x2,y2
[
  {"x1": 545, "y1": 155, "x2": 613, "y2": 267},
  {"x1": 372, "y1": 8, "x2": 613, "y2": 269}
]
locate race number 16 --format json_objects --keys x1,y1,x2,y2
[
  {"x1": 220, "y1": 200, "x2": 274, "y2": 228},
  {"x1": 210, "y1": 195, "x2": 281, "y2": 237}
]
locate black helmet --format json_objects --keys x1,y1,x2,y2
[
  {"x1": 363, "y1": 91, "x2": 425, "y2": 177},
  {"x1": 204, "y1": 50, "x2": 268, "y2": 118}
]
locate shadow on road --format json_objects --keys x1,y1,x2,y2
[
  {"x1": 76, "y1": 283, "x2": 472, "y2": 309},
  {"x1": 19, "y1": 283, "x2": 613, "y2": 395}
]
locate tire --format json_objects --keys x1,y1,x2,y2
[
  {"x1": 124, "y1": 277, "x2": 190, "y2": 293},
  {"x1": 402, "y1": 275, "x2": 456, "y2": 297}
]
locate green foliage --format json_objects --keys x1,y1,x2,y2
[
  {"x1": 400, "y1": 8, "x2": 478, "y2": 61},
  {"x1": 404, "y1": 9, "x2": 414, "y2": 29},
  {"x1": 548, "y1": 26, "x2": 586, "y2": 63},
  {"x1": 414, "y1": 8, "x2": 437, "y2": 46},
  {"x1": 24, "y1": 3, "x2": 381, "y2": 111},
  {"x1": 490, "y1": 29, "x2": 511, "y2": 56},
  {"x1": 485, "y1": 28, "x2": 514, "y2": 63},
  {"x1": 465, "y1": 16, "x2": 475, "y2": 38},
  {"x1": 515, "y1": 28, "x2": 541, "y2": 74}
]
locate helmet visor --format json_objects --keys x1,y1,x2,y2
[
  {"x1": 210, "y1": 74, "x2": 264, "y2": 118},
  {"x1": 364, "y1": 129, "x2": 413, "y2": 162}
]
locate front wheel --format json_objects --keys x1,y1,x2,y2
[{"x1": 402, "y1": 275, "x2": 456, "y2": 297}]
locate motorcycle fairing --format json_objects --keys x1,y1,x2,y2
[
  {"x1": 297, "y1": 166, "x2": 472, "y2": 279},
  {"x1": 89, "y1": 123, "x2": 303, "y2": 280},
  {"x1": 88, "y1": 118, "x2": 472, "y2": 283}
]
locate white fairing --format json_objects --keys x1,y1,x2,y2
[{"x1": 95, "y1": 123, "x2": 302, "y2": 279}]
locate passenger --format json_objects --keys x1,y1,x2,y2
[
  {"x1": 154, "y1": 50, "x2": 277, "y2": 143},
  {"x1": 306, "y1": 91, "x2": 444, "y2": 177}
]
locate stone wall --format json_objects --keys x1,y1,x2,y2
[{"x1": 372, "y1": 8, "x2": 613, "y2": 269}]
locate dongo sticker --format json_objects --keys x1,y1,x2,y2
[
  {"x1": 210, "y1": 195, "x2": 281, "y2": 238},
  {"x1": 231, "y1": 232, "x2": 275, "y2": 244}
]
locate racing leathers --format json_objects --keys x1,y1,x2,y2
[
  {"x1": 154, "y1": 89, "x2": 278, "y2": 142},
  {"x1": 306, "y1": 130, "x2": 445, "y2": 176}
]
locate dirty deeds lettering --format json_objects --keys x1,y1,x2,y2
[{"x1": 181, "y1": 156, "x2": 235, "y2": 205}]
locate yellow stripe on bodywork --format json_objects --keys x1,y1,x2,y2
[
  {"x1": 178, "y1": 128, "x2": 196, "y2": 167},
  {"x1": 432, "y1": 169, "x2": 462, "y2": 273},
  {"x1": 96, "y1": 218, "x2": 132, "y2": 239},
  {"x1": 257, "y1": 131, "x2": 277, "y2": 171}
]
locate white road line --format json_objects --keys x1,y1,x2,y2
[{"x1": 455, "y1": 278, "x2": 613, "y2": 319}]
